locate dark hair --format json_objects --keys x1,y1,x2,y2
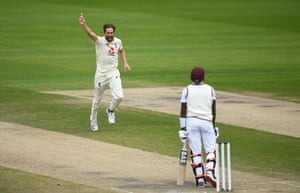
[{"x1": 103, "y1": 24, "x2": 116, "y2": 32}]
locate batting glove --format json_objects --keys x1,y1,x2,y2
[{"x1": 178, "y1": 129, "x2": 188, "y2": 143}]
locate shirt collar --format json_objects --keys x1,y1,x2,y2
[{"x1": 192, "y1": 81, "x2": 204, "y2": 85}]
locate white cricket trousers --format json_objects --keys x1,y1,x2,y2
[
  {"x1": 186, "y1": 118, "x2": 216, "y2": 177},
  {"x1": 187, "y1": 117, "x2": 216, "y2": 166},
  {"x1": 90, "y1": 71, "x2": 124, "y2": 121}
]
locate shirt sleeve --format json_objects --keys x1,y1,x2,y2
[
  {"x1": 119, "y1": 39, "x2": 123, "y2": 51},
  {"x1": 95, "y1": 36, "x2": 102, "y2": 45},
  {"x1": 180, "y1": 87, "x2": 188, "y2": 103},
  {"x1": 211, "y1": 86, "x2": 216, "y2": 100}
]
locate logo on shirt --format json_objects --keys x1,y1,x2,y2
[
  {"x1": 108, "y1": 47, "x2": 115, "y2": 55},
  {"x1": 106, "y1": 42, "x2": 117, "y2": 56}
]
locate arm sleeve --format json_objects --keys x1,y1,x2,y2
[
  {"x1": 180, "y1": 87, "x2": 188, "y2": 103},
  {"x1": 119, "y1": 39, "x2": 123, "y2": 51},
  {"x1": 95, "y1": 36, "x2": 102, "y2": 45},
  {"x1": 211, "y1": 86, "x2": 216, "y2": 101}
]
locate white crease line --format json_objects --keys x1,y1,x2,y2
[
  {"x1": 272, "y1": 181, "x2": 300, "y2": 188},
  {"x1": 111, "y1": 187, "x2": 134, "y2": 193},
  {"x1": 243, "y1": 181, "x2": 300, "y2": 188}
]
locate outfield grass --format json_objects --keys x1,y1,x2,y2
[
  {"x1": 0, "y1": 166, "x2": 116, "y2": 193},
  {"x1": 0, "y1": 0, "x2": 300, "y2": 191},
  {"x1": 0, "y1": 0, "x2": 299, "y2": 99}
]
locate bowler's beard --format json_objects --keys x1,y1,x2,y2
[{"x1": 105, "y1": 36, "x2": 114, "y2": 42}]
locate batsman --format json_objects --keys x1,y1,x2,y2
[{"x1": 178, "y1": 66, "x2": 218, "y2": 188}]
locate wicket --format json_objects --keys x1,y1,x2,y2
[{"x1": 216, "y1": 142, "x2": 232, "y2": 192}]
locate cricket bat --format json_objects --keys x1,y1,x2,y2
[{"x1": 176, "y1": 141, "x2": 188, "y2": 186}]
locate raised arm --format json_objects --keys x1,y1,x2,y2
[{"x1": 78, "y1": 13, "x2": 97, "y2": 42}]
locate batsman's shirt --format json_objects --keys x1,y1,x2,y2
[
  {"x1": 181, "y1": 83, "x2": 216, "y2": 121},
  {"x1": 94, "y1": 36, "x2": 123, "y2": 86}
]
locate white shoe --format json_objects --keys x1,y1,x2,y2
[
  {"x1": 90, "y1": 119, "x2": 99, "y2": 131},
  {"x1": 196, "y1": 175, "x2": 206, "y2": 188},
  {"x1": 106, "y1": 109, "x2": 115, "y2": 124},
  {"x1": 205, "y1": 172, "x2": 216, "y2": 187}
]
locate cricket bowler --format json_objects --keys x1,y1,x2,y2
[{"x1": 78, "y1": 13, "x2": 131, "y2": 131}]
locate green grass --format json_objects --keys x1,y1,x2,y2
[
  {"x1": 0, "y1": 0, "x2": 300, "y2": 191},
  {"x1": 0, "y1": 0, "x2": 299, "y2": 99},
  {"x1": 0, "y1": 166, "x2": 116, "y2": 193}
]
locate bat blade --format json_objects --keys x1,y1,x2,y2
[
  {"x1": 176, "y1": 142, "x2": 187, "y2": 186},
  {"x1": 177, "y1": 162, "x2": 187, "y2": 186}
]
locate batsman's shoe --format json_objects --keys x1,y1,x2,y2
[
  {"x1": 205, "y1": 173, "x2": 216, "y2": 187},
  {"x1": 90, "y1": 119, "x2": 99, "y2": 132},
  {"x1": 197, "y1": 180, "x2": 206, "y2": 188},
  {"x1": 106, "y1": 108, "x2": 115, "y2": 124}
]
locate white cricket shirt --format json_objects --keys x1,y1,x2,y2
[
  {"x1": 95, "y1": 36, "x2": 123, "y2": 76},
  {"x1": 180, "y1": 83, "x2": 216, "y2": 121}
]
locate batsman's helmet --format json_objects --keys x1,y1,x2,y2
[{"x1": 191, "y1": 67, "x2": 205, "y2": 82}]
